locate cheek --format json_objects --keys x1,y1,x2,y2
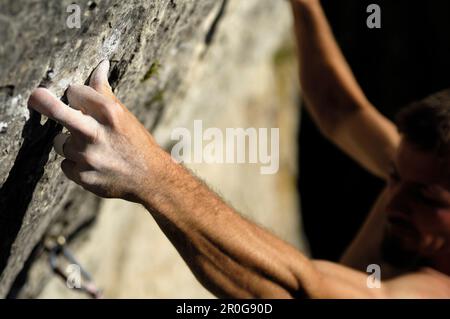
[
  {"x1": 436, "y1": 211, "x2": 450, "y2": 231},
  {"x1": 435, "y1": 214, "x2": 450, "y2": 246},
  {"x1": 415, "y1": 209, "x2": 450, "y2": 235}
]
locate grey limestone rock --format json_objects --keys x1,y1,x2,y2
[
  {"x1": 0, "y1": 0, "x2": 233, "y2": 297},
  {"x1": 0, "y1": 0, "x2": 299, "y2": 298}
]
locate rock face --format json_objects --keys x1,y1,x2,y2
[{"x1": 0, "y1": 0, "x2": 304, "y2": 298}]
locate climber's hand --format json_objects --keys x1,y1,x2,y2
[{"x1": 27, "y1": 60, "x2": 167, "y2": 202}]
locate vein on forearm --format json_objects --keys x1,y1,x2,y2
[{"x1": 142, "y1": 160, "x2": 316, "y2": 298}]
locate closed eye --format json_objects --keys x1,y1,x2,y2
[
  {"x1": 417, "y1": 193, "x2": 446, "y2": 207},
  {"x1": 418, "y1": 188, "x2": 450, "y2": 209}
]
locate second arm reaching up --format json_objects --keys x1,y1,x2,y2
[{"x1": 290, "y1": 0, "x2": 400, "y2": 180}]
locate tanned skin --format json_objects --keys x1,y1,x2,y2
[{"x1": 27, "y1": 0, "x2": 450, "y2": 298}]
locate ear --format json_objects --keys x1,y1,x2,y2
[{"x1": 89, "y1": 60, "x2": 113, "y2": 97}]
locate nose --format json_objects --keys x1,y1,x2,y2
[{"x1": 385, "y1": 184, "x2": 411, "y2": 218}]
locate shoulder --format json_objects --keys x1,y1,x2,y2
[
  {"x1": 383, "y1": 267, "x2": 450, "y2": 298},
  {"x1": 310, "y1": 260, "x2": 388, "y2": 298}
]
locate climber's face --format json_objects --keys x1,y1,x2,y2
[{"x1": 382, "y1": 138, "x2": 450, "y2": 267}]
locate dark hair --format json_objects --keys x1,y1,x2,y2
[{"x1": 396, "y1": 88, "x2": 450, "y2": 154}]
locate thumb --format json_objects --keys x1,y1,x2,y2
[{"x1": 89, "y1": 60, "x2": 113, "y2": 97}]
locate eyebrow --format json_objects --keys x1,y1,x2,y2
[
  {"x1": 388, "y1": 161, "x2": 450, "y2": 205},
  {"x1": 420, "y1": 185, "x2": 450, "y2": 206}
]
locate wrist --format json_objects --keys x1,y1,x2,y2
[{"x1": 135, "y1": 146, "x2": 182, "y2": 209}]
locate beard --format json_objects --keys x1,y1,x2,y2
[{"x1": 380, "y1": 226, "x2": 427, "y2": 269}]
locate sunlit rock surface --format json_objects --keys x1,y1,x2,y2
[{"x1": 0, "y1": 0, "x2": 306, "y2": 298}]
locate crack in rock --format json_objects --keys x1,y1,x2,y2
[{"x1": 0, "y1": 111, "x2": 62, "y2": 276}]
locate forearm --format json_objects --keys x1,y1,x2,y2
[
  {"x1": 291, "y1": 0, "x2": 399, "y2": 179},
  {"x1": 138, "y1": 149, "x2": 319, "y2": 298},
  {"x1": 27, "y1": 60, "x2": 322, "y2": 299},
  {"x1": 291, "y1": 0, "x2": 368, "y2": 120},
  {"x1": 340, "y1": 188, "x2": 390, "y2": 270}
]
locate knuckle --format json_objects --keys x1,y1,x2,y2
[
  {"x1": 82, "y1": 153, "x2": 93, "y2": 167},
  {"x1": 79, "y1": 171, "x2": 95, "y2": 185},
  {"x1": 101, "y1": 99, "x2": 117, "y2": 111},
  {"x1": 103, "y1": 102, "x2": 124, "y2": 127},
  {"x1": 66, "y1": 84, "x2": 74, "y2": 96},
  {"x1": 29, "y1": 87, "x2": 45, "y2": 104},
  {"x1": 47, "y1": 105, "x2": 63, "y2": 121},
  {"x1": 81, "y1": 150, "x2": 98, "y2": 168},
  {"x1": 66, "y1": 84, "x2": 79, "y2": 99},
  {"x1": 82, "y1": 124, "x2": 100, "y2": 144},
  {"x1": 90, "y1": 78, "x2": 101, "y2": 90}
]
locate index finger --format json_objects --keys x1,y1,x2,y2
[{"x1": 28, "y1": 88, "x2": 95, "y2": 137}]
